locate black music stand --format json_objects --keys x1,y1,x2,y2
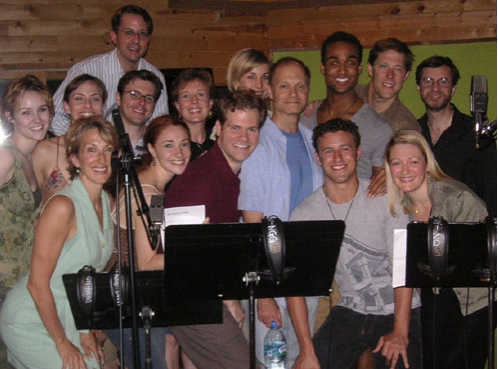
[
  {"x1": 62, "y1": 271, "x2": 222, "y2": 330},
  {"x1": 163, "y1": 219, "x2": 345, "y2": 369},
  {"x1": 405, "y1": 220, "x2": 496, "y2": 368}
]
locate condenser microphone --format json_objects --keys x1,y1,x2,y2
[
  {"x1": 262, "y1": 215, "x2": 286, "y2": 284},
  {"x1": 470, "y1": 76, "x2": 488, "y2": 149}
]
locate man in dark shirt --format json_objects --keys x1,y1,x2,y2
[
  {"x1": 164, "y1": 91, "x2": 267, "y2": 368},
  {"x1": 415, "y1": 55, "x2": 497, "y2": 369},
  {"x1": 416, "y1": 55, "x2": 496, "y2": 217}
]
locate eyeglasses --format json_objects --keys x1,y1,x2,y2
[
  {"x1": 420, "y1": 77, "x2": 452, "y2": 88},
  {"x1": 123, "y1": 90, "x2": 155, "y2": 104},
  {"x1": 118, "y1": 29, "x2": 150, "y2": 39}
]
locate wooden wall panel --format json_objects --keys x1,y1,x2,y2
[{"x1": 0, "y1": 0, "x2": 494, "y2": 87}]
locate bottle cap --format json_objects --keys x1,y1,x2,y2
[{"x1": 270, "y1": 321, "x2": 277, "y2": 329}]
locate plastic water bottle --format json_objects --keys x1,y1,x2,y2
[{"x1": 264, "y1": 321, "x2": 287, "y2": 369}]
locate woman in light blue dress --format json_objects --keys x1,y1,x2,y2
[{"x1": 0, "y1": 116, "x2": 119, "y2": 369}]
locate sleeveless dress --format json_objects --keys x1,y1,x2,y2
[
  {"x1": 0, "y1": 143, "x2": 41, "y2": 300},
  {"x1": 0, "y1": 177, "x2": 113, "y2": 369}
]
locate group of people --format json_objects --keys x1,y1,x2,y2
[{"x1": 0, "y1": 3, "x2": 495, "y2": 369}]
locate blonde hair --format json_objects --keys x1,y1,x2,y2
[
  {"x1": 65, "y1": 116, "x2": 119, "y2": 180},
  {"x1": 1, "y1": 74, "x2": 54, "y2": 134},
  {"x1": 226, "y1": 48, "x2": 271, "y2": 92},
  {"x1": 384, "y1": 130, "x2": 451, "y2": 216}
]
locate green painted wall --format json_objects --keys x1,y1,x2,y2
[{"x1": 273, "y1": 41, "x2": 497, "y2": 122}]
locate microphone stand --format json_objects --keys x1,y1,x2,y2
[{"x1": 112, "y1": 109, "x2": 159, "y2": 369}]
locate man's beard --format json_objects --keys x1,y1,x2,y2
[{"x1": 424, "y1": 96, "x2": 451, "y2": 113}]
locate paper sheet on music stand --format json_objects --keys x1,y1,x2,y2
[
  {"x1": 393, "y1": 229, "x2": 407, "y2": 288},
  {"x1": 161, "y1": 205, "x2": 205, "y2": 247}
]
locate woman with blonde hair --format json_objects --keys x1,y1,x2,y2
[
  {"x1": 385, "y1": 129, "x2": 493, "y2": 369},
  {"x1": 0, "y1": 74, "x2": 54, "y2": 366},
  {"x1": 171, "y1": 68, "x2": 215, "y2": 160},
  {"x1": 1, "y1": 116, "x2": 119, "y2": 369},
  {"x1": 227, "y1": 48, "x2": 271, "y2": 100}
]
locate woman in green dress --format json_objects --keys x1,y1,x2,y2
[
  {"x1": 0, "y1": 116, "x2": 119, "y2": 369},
  {"x1": 0, "y1": 75, "x2": 54, "y2": 366}
]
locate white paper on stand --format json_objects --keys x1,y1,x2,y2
[
  {"x1": 161, "y1": 205, "x2": 206, "y2": 247},
  {"x1": 392, "y1": 229, "x2": 408, "y2": 288}
]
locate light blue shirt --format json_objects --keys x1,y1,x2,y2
[
  {"x1": 51, "y1": 48, "x2": 169, "y2": 136},
  {"x1": 239, "y1": 117, "x2": 323, "y2": 221}
]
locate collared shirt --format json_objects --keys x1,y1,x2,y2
[
  {"x1": 238, "y1": 116, "x2": 323, "y2": 221},
  {"x1": 401, "y1": 177, "x2": 490, "y2": 315},
  {"x1": 356, "y1": 83, "x2": 420, "y2": 133},
  {"x1": 51, "y1": 48, "x2": 169, "y2": 136},
  {"x1": 164, "y1": 142, "x2": 241, "y2": 224},
  {"x1": 418, "y1": 104, "x2": 497, "y2": 217}
]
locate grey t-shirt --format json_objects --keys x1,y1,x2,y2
[
  {"x1": 290, "y1": 179, "x2": 421, "y2": 315},
  {"x1": 300, "y1": 102, "x2": 393, "y2": 179}
]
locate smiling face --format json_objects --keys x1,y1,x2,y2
[
  {"x1": 148, "y1": 124, "x2": 191, "y2": 176},
  {"x1": 417, "y1": 65, "x2": 456, "y2": 112},
  {"x1": 63, "y1": 81, "x2": 105, "y2": 122},
  {"x1": 321, "y1": 41, "x2": 362, "y2": 95},
  {"x1": 388, "y1": 143, "x2": 428, "y2": 196},
  {"x1": 174, "y1": 79, "x2": 213, "y2": 126},
  {"x1": 117, "y1": 79, "x2": 157, "y2": 127},
  {"x1": 368, "y1": 49, "x2": 410, "y2": 100},
  {"x1": 110, "y1": 13, "x2": 151, "y2": 69},
  {"x1": 70, "y1": 128, "x2": 115, "y2": 187},
  {"x1": 236, "y1": 64, "x2": 271, "y2": 99},
  {"x1": 6, "y1": 90, "x2": 50, "y2": 142},
  {"x1": 315, "y1": 130, "x2": 361, "y2": 186},
  {"x1": 215, "y1": 108, "x2": 261, "y2": 173},
  {"x1": 269, "y1": 62, "x2": 310, "y2": 119}
]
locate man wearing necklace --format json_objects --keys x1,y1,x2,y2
[
  {"x1": 301, "y1": 31, "x2": 393, "y2": 198},
  {"x1": 415, "y1": 55, "x2": 496, "y2": 218},
  {"x1": 286, "y1": 119, "x2": 422, "y2": 369},
  {"x1": 239, "y1": 57, "x2": 323, "y2": 368}
]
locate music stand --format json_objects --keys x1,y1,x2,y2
[
  {"x1": 163, "y1": 219, "x2": 345, "y2": 369},
  {"x1": 405, "y1": 220, "x2": 496, "y2": 368},
  {"x1": 405, "y1": 221, "x2": 493, "y2": 288},
  {"x1": 62, "y1": 271, "x2": 223, "y2": 330}
]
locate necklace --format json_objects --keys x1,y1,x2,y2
[{"x1": 323, "y1": 186, "x2": 358, "y2": 222}]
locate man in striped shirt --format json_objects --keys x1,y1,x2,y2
[{"x1": 51, "y1": 5, "x2": 168, "y2": 136}]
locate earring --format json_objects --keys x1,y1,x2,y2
[{"x1": 152, "y1": 160, "x2": 157, "y2": 167}]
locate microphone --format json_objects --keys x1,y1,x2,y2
[
  {"x1": 112, "y1": 108, "x2": 135, "y2": 159},
  {"x1": 149, "y1": 195, "x2": 165, "y2": 250},
  {"x1": 262, "y1": 215, "x2": 286, "y2": 284},
  {"x1": 112, "y1": 108, "x2": 157, "y2": 251},
  {"x1": 470, "y1": 76, "x2": 496, "y2": 149}
]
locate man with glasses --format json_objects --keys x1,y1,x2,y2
[
  {"x1": 51, "y1": 5, "x2": 168, "y2": 136},
  {"x1": 416, "y1": 55, "x2": 496, "y2": 217},
  {"x1": 116, "y1": 70, "x2": 163, "y2": 156},
  {"x1": 415, "y1": 55, "x2": 496, "y2": 369}
]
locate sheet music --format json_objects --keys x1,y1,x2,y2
[{"x1": 161, "y1": 205, "x2": 206, "y2": 246}]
